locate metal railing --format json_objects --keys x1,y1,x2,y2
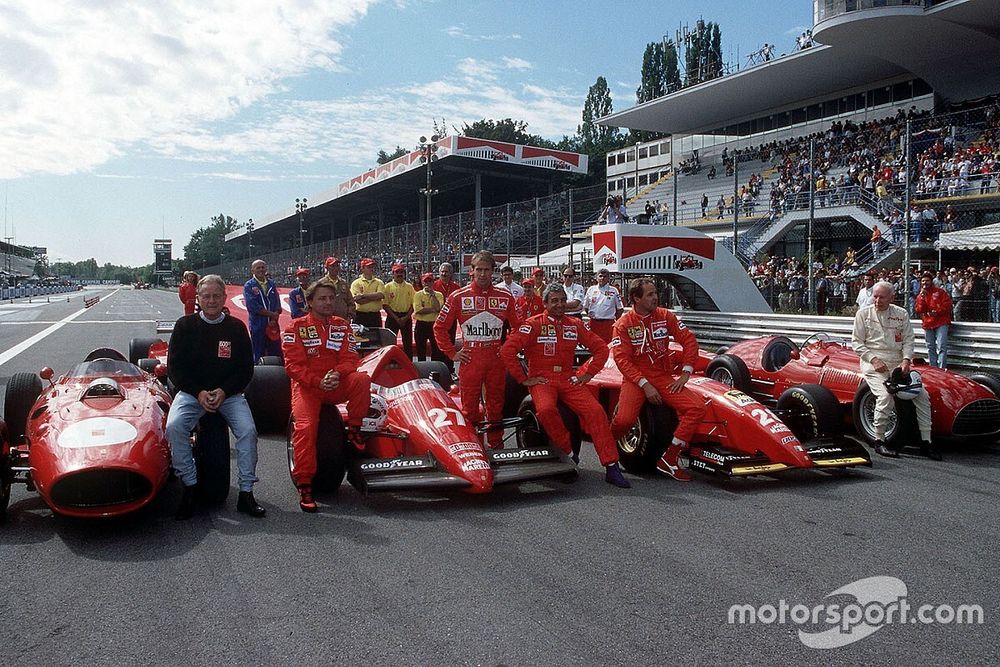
[{"x1": 814, "y1": 0, "x2": 932, "y2": 24}]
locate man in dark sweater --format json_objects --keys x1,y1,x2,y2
[{"x1": 166, "y1": 274, "x2": 266, "y2": 520}]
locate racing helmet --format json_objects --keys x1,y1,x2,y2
[
  {"x1": 359, "y1": 394, "x2": 388, "y2": 432},
  {"x1": 885, "y1": 368, "x2": 922, "y2": 400}
]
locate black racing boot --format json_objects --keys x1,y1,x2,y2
[
  {"x1": 175, "y1": 484, "x2": 198, "y2": 520},
  {"x1": 236, "y1": 490, "x2": 266, "y2": 518},
  {"x1": 920, "y1": 440, "x2": 943, "y2": 461},
  {"x1": 605, "y1": 463, "x2": 631, "y2": 489},
  {"x1": 873, "y1": 440, "x2": 899, "y2": 458}
]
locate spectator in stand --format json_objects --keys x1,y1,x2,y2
[
  {"x1": 178, "y1": 271, "x2": 198, "y2": 315},
  {"x1": 870, "y1": 226, "x2": 883, "y2": 257},
  {"x1": 716, "y1": 194, "x2": 726, "y2": 220},
  {"x1": 496, "y1": 265, "x2": 524, "y2": 298},
  {"x1": 383, "y1": 263, "x2": 415, "y2": 359},
  {"x1": 856, "y1": 274, "x2": 876, "y2": 309},
  {"x1": 701, "y1": 193, "x2": 708, "y2": 218},
  {"x1": 288, "y1": 267, "x2": 310, "y2": 319},
  {"x1": 942, "y1": 204, "x2": 957, "y2": 232},
  {"x1": 243, "y1": 259, "x2": 283, "y2": 364},
  {"x1": 815, "y1": 269, "x2": 829, "y2": 316},
  {"x1": 914, "y1": 272, "x2": 952, "y2": 369},
  {"x1": 921, "y1": 205, "x2": 939, "y2": 242},
  {"x1": 413, "y1": 272, "x2": 445, "y2": 363},
  {"x1": 350, "y1": 258, "x2": 385, "y2": 330},
  {"x1": 989, "y1": 267, "x2": 1000, "y2": 323}
]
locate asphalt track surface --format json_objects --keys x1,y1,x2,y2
[{"x1": 1, "y1": 288, "x2": 997, "y2": 665}]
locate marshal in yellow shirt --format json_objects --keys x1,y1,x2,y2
[
  {"x1": 384, "y1": 280, "x2": 415, "y2": 313},
  {"x1": 351, "y1": 277, "x2": 385, "y2": 313},
  {"x1": 412, "y1": 289, "x2": 445, "y2": 322}
]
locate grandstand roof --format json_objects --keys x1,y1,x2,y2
[
  {"x1": 227, "y1": 137, "x2": 587, "y2": 243},
  {"x1": 601, "y1": 0, "x2": 1000, "y2": 136}
]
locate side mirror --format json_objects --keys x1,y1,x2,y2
[{"x1": 154, "y1": 364, "x2": 168, "y2": 378}]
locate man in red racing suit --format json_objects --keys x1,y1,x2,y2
[
  {"x1": 501, "y1": 284, "x2": 631, "y2": 488},
  {"x1": 610, "y1": 278, "x2": 706, "y2": 481},
  {"x1": 282, "y1": 279, "x2": 372, "y2": 512},
  {"x1": 434, "y1": 250, "x2": 519, "y2": 449}
]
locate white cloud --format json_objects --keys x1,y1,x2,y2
[
  {"x1": 502, "y1": 57, "x2": 533, "y2": 70},
  {"x1": 445, "y1": 25, "x2": 521, "y2": 41},
  {"x1": 0, "y1": 0, "x2": 376, "y2": 179}
]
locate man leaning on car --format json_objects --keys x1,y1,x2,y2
[
  {"x1": 166, "y1": 274, "x2": 266, "y2": 520},
  {"x1": 851, "y1": 280, "x2": 940, "y2": 460}
]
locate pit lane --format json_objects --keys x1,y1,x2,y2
[{"x1": 0, "y1": 287, "x2": 997, "y2": 664}]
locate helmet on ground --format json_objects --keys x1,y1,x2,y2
[
  {"x1": 360, "y1": 394, "x2": 388, "y2": 432},
  {"x1": 885, "y1": 368, "x2": 922, "y2": 400}
]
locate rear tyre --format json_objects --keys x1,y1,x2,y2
[
  {"x1": 776, "y1": 383, "x2": 842, "y2": 441},
  {"x1": 1, "y1": 423, "x2": 11, "y2": 520},
  {"x1": 4, "y1": 372, "x2": 43, "y2": 443},
  {"x1": 852, "y1": 384, "x2": 912, "y2": 449},
  {"x1": 244, "y1": 365, "x2": 291, "y2": 433},
  {"x1": 286, "y1": 406, "x2": 348, "y2": 494},
  {"x1": 128, "y1": 337, "x2": 161, "y2": 366},
  {"x1": 413, "y1": 361, "x2": 452, "y2": 392},
  {"x1": 138, "y1": 358, "x2": 158, "y2": 374},
  {"x1": 705, "y1": 354, "x2": 751, "y2": 392},
  {"x1": 615, "y1": 403, "x2": 677, "y2": 474},
  {"x1": 258, "y1": 356, "x2": 283, "y2": 367},
  {"x1": 503, "y1": 373, "x2": 528, "y2": 418},
  {"x1": 970, "y1": 372, "x2": 1000, "y2": 398},
  {"x1": 194, "y1": 412, "x2": 230, "y2": 504},
  {"x1": 514, "y1": 395, "x2": 581, "y2": 457}
]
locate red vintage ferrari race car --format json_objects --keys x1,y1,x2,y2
[
  {"x1": 505, "y1": 353, "x2": 872, "y2": 479},
  {"x1": 704, "y1": 333, "x2": 1000, "y2": 448},
  {"x1": 0, "y1": 347, "x2": 236, "y2": 520}
]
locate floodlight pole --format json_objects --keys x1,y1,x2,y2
[{"x1": 419, "y1": 134, "x2": 440, "y2": 272}]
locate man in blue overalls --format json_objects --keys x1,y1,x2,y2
[{"x1": 243, "y1": 259, "x2": 283, "y2": 363}]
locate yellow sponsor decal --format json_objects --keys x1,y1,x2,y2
[
  {"x1": 730, "y1": 463, "x2": 790, "y2": 475},
  {"x1": 813, "y1": 457, "x2": 869, "y2": 466}
]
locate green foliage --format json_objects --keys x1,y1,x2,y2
[
  {"x1": 461, "y1": 118, "x2": 554, "y2": 147},
  {"x1": 376, "y1": 146, "x2": 408, "y2": 164},
  {"x1": 48, "y1": 257, "x2": 154, "y2": 283},
  {"x1": 183, "y1": 213, "x2": 242, "y2": 269},
  {"x1": 683, "y1": 21, "x2": 723, "y2": 86},
  {"x1": 633, "y1": 42, "x2": 681, "y2": 143}
]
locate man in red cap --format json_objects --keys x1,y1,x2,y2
[
  {"x1": 384, "y1": 263, "x2": 415, "y2": 359},
  {"x1": 501, "y1": 283, "x2": 631, "y2": 488},
  {"x1": 432, "y1": 262, "x2": 461, "y2": 359},
  {"x1": 413, "y1": 272, "x2": 445, "y2": 361},
  {"x1": 434, "y1": 250, "x2": 519, "y2": 448},
  {"x1": 531, "y1": 267, "x2": 547, "y2": 293},
  {"x1": 289, "y1": 267, "x2": 311, "y2": 319},
  {"x1": 610, "y1": 278, "x2": 706, "y2": 481},
  {"x1": 323, "y1": 256, "x2": 355, "y2": 321},
  {"x1": 282, "y1": 280, "x2": 372, "y2": 512},
  {"x1": 351, "y1": 258, "x2": 385, "y2": 329},
  {"x1": 516, "y1": 279, "x2": 544, "y2": 320}
]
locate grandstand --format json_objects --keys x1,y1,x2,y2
[
  {"x1": 0, "y1": 239, "x2": 40, "y2": 281},
  {"x1": 600, "y1": 0, "x2": 1000, "y2": 285}
]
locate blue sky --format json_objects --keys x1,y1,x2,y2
[{"x1": 1, "y1": 0, "x2": 810, "y2": 266}]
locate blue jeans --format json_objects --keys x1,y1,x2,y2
[
  {"x1": 166, "y1": 391, "x2": 259, "y2": 491},
  {"x1": 924, "y1": 324, "x2": 949, "y2": 369}
]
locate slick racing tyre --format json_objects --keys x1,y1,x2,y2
[
  {"x1": 286, "y1": 406, "x2": 348, "y2": 494},
  {"x1": 244, "y1": 364, "x2": 291, "y2": 433},
  {"x1": 195, "y1": 412, "x2": 231, "y2": 504},
  {"x1": 128, "y1": 337, "x2": 161, "y2": 366},
  {"x1": 413, "y1": 361, "x2": 452, "y2": 392},
  {"x1": 776, "y1": 384, "x2": 842, "y2": 441},
  {"x1": 4, "y1": 372, "x2": 43, "y2": 443},
  {"x1": 1, "y1": 423, "x2": 11, "y2": 520},
  {"x1": 705, "y1": 354, "x2": 751, "y2": 392},
  {"x1": 514, "y1": 395, "x2": 581, "y2": 460},
  {"x1": 503, "y1": 372, "x2": 528, "y2": 418},
  {"x1": 970, "y1": 372, "x2": 1000, "y2": 399},
  {"x1": 615, "y1": 403, "x2": 676, "y2": 474},
  {"x1": 258, "y1": 356, "x2": 283, "y2": 366}
]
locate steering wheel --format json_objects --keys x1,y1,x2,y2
[{"x1": 802, "y1": 332, "x2": 847, "y2": 348}]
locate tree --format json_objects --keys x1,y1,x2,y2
[
  {"x1": 633, "y1": 42, "x2": 681, "y2": 142},
  {"x1": 683, "y1": 20, "x2": 723, "y2": 86},
  {"x1": 376, "y1": 146, "x2": 408, "y2": 164},
  {"x1": 577, "y1": 76, "x2": 626, "y2": 185},
  {"x1": 461, "y1": 118, "x2": 553, "y2": 147},
  {"x1": 183, "y1": 213, "x2": 240, "y2": 269}
]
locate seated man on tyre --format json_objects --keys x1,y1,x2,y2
[
  {"x1": 282, "y1": 278, "x2": 372, "y2": 512},
  {"x1": 500, "y1": 283, "x2": 631, "y2": 488},
  {"x1": 166, "y1": 274, "x2": 266, "y2": 520},
  {"x1": 610, "y1": 278, "x2": 706, "y2": 481},
  {"x1": 851, "y1": 279, "x2": 939, "y2": 460}
]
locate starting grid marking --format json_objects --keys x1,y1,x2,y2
[{"x1": 0, "y1": 319, "x2": 158, "y2": 325}]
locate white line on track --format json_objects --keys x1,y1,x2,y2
[
  {"x1": 0, "y1": 289, "x2": 121, "y2": 368},
  {"x1": 0, "y1": 320, "x2": 157, "y2": 325}
]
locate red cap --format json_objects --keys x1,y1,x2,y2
[
  {"x1": 323, "y1": 256, "x2": 340, "y2": 267},
  {"x1": 391, "y1": 263, "x2": 405, "y2": 272},
  {"x1": 421, "y1": 272, "x2": 434, "y2": 282},
  {"x1": 295, "y1": 267, "x2": 310, "y2": 277},
  {"x1": 360, "y1": 258, "x2": 376, "y2": 268},
  {"x1": 532, "y1": 268, "x2": 545, "y2": 276},
  {"x1": 522, "y1": 278, "x2": 535, "y2": 287}
]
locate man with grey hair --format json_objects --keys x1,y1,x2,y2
[
  {"x1": 167, "y1": 274, "x2": 266, "y2": 519},
  {"x1": 852, "y1": 279, "x2": 939, "y2": 459},
  {"x1": 243, "y1": 259, "x2": 283, "y2": 363}
]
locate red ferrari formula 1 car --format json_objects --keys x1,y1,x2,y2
[
  {"x1": 505, "y1": 354, "x2": 871, "y2": 479},
  {"x1": 267, "y1": 344, "x2": 577, "y2": 496},
  {"x1": 0, "y1": 348, "x2": 175, "y2": 519},
  {"x1": 705, "y1": 333, "x2": 1000, "y2": 449}
]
